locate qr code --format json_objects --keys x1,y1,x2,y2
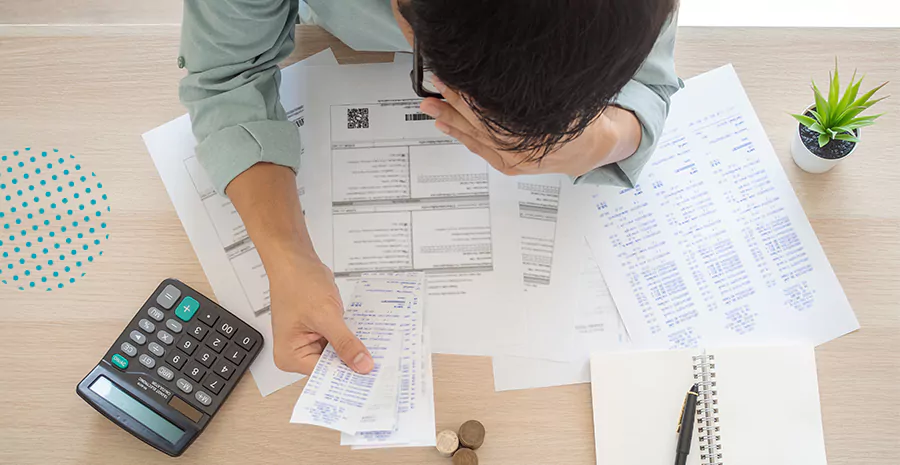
[{"x1": 347, "y1": 108, "x2": 369, "y2": 129}]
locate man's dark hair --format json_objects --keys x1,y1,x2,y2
[{"x1": 400, "y1": 0, "x2": 677, "y2": 159}]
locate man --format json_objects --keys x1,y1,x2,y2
[{"x1": 179, "y1": 0, "x2": 680, "y2": 376}]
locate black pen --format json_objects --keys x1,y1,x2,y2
[{"x1": 675, "y1": 384, "x2": 699, "y2": 465}]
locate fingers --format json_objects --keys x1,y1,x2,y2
[
  {"x1": 273, "y1": 338, "x2": 325, "y2": 375},
  {"x1": 420, "y1": 98, "x2": 478, "y2": 137},
  {"x1": 313, "y1": 311, "x2": 374, "y2": 374},
  {"x1": 432, "y1": 77, "x2": 484, "y2": 131},
  {"x1": 435, "y1": 121, "x2": 520, "y2": 175}
]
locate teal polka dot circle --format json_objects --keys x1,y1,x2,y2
[{"x1": 0, "y1": 148, "x2": 110, "y2": 291}]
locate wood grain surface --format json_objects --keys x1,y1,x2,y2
[{"x1": 0, "y1": 24, "x2": 898, "y2": 465}]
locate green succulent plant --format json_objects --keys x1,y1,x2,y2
[{"x1": 791, "y1": 60, "x2": 889, "y2": 148}]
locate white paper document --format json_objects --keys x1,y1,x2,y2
[
  {"x1": 584, "y1": 65, "x2": 859, "y2": 350},
  {"x1": 301, "y1": 63, "x2": 527, "y2": 356},
  {"x1": 142, "y1": 49, "x2": 338, "y2": 396},
  {"x1": 292, "y1": 274, "x2": 435, "y2": 446},
  {"x1": 492, "y1": 239, "x2": 630, "y2": 391}
]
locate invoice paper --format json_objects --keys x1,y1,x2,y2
[
  {"x1": 301, "y1": 63, "x2": 528, "y2": 356},
  {"x1": 142, "y1": 49, "x2": 339, "y2": 396},
  {"x1": 492, "y1": 239, "x2": 631, "y2": 391},
  {"x1": 584, "y1": 65, "x2": 859, "y2": 350}
]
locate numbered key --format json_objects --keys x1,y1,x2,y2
[
  {"x1": 183, "y1": 359, "x2": 206, "y2": 382},
  {"x1": 186, "y1": 322, "x2": 209, "y2": 341},
  {"x1": 148, "y1": 342, "x2": 165, "y2": 357},
  {"x1": 156, "y1": 330, "x2": 174, "y2": 345},
  {"x1": 234, "y1": 329, "x2": 257, "y2": 351},
  {"x1": 177, "y1": 336, "x2": 198, "y2": 355},
  {"x1": 176, "y1": 378, "x2": 193, "y2": 394},
  {"x1": 224, "y1": 346, "x2": 247, "y2": 365},
  {"x1": 195, "y1": 347, "x2": 216, "y2": 368},
  {"x1": 157, "y1": 366, "x2": 175, "y2": 381},
  {"x1": 211, "y1": 359, "x2": 236, "y2": 381},
  {"x1": 165, "y1": 350, "x2": 188, "y2": 370},
  {"x1": 205, "y1": 333, "x2": 227, "y2": 353},
  {"x1": 202, "y1": 373, "x2": 225, "y2": 395},
  {"x1": 147, "y1": 307, "x2": 165, "y2": 322},
  {"x1": 215, "y1": 320, "x2": 237, "y2": 339}
]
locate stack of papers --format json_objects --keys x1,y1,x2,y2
[{"x1": 290, "y1": 274, "x2": 436, "y2": 449}]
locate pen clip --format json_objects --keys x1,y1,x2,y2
[{"x1": 676, "y1": 392, "x2": 688, "y2": 433}]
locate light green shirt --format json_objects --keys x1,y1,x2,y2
[{"x1": 180, "y1": 0, "x2": 681, "y2": 195}]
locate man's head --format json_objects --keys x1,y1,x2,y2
[{"x1": 391, "y1": 0, "x2": 676, "y2": 158}]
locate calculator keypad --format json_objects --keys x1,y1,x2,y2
[{"x1": 103, "y1": 280, "x2": 262, "y2": 423}]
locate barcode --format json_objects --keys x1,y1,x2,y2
[
  {"x1": 293, "y1": 116, "x2": 305, "y2": 128},
  {"x1": 405, "y1": 113, "x2": 435, "y2": 122},
  {"x1": 347, "y1": 108, "x2": 370, "y2": 129}
]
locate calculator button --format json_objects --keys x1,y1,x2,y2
[
  {"x1": 177, "y1": 336, "x2": 198, "y2": 355},
  {"x1": 138, "y1": 319, "x2": 156, "y2": 333},
  {"x1": 129, "y1": 330, "x2": 147, "y2": 345},
  {"x1": 176, "y1": 378, "x2": 193, "y2": 394},
  {"x1": 183, "y1": 360, "x2": 207, "y2": 382},
  {"x1": 156, "y1": 284, "x2": 181, "y2": 309},
  {"x1": 148, "y1": 342, "x2": 165, "y2": 358},
  {"x1": 139, "y1": 354, "x2": 156, "y2": 369},
  {"x1": 157, "y1": 366, "x2": 175, "y2": 381},
  {"x1": 215, "y1": 320, "x2": 237, "y2": 339},
  {"x1": 166, "y1": 350, "x2": 188, "y2": 370},
  {"x1": 224, "y1": 346, "x2": 247, "y2": 365},
  {"x1": 195, "y1": 391, "x2": 212, "y2": 406},
  {"x1": 186, "y1": 322, "x2": 209, "y2": 341},
  {"x1": 234, "y1": 329, "x2": 257, "y2": 351},
  {"x1": 156, "y1": 330, "x2": 174, "y2": 345},
  {"x1": 120, "y1": 342, "x2": 137, "y2": 357},
  {"x1": 174, "y1": 297, "x2": 200, "y2": 322},
  {"x1": 211, "y1": 359, "x2": 236, "y2": 380},
  {"x1": 202, "y1": 373, "x2": 225, "y2": 395},
  {"x1": 195, "y1": 347, "x2": 216, "y2": 368},
  {"x1": 111, "y1": 353, "x2": 129, "y2": 370},
  {"x1": 205, "y1": 333, "x2": 227, "y2": 353},
  {"x1": 165, "y1": 319, "x2": 183, "y2": 334},
  {"x1": 147, "y1": 307, "x2": 165, "y2": 322},
  {"x1": 197, "y1": 308, "x2": 218, "y2": 327}
]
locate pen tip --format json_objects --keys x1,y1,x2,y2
[{"x1": 691, "y1": 383, "x2": 699, "y2": 393}]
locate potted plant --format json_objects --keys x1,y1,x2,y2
[{"x1": 790, "y1": 61, "x2": 888, "y2": 173}]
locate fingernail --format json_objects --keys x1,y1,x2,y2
[
  {"x1": 435, "y1": 121, "x2": 450, "y2": 134},
  {"x1": 431, "y1": 76, "x2": 446, "y2": 93},
  {"x1": 420, "y1": 101, "x2": 441, "y2": 118},
  {"x1": 353, "y1": 352, "x2": 374, "y2": 373}
]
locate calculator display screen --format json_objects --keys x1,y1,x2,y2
[{"x1": 89, "y1": 376, "x2": 185, "y2": 445}]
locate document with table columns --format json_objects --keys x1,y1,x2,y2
[{"x1": 583, "y1": 65, "x2": 859, "y2": 350}]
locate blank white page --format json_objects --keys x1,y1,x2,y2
[
  {"x1": 713, "y1": 345, "x2": 826, "y2": 465},
  {"x1": 590, "y1": 346, "x2": 826, "y2": 465}
]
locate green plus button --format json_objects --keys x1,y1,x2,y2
[
  {"x1": 111, "y1": 354, "x2": 128, "y2": 370},
  {"x1": 174, "y1": 297, "x2": 200, "y2": 322}
]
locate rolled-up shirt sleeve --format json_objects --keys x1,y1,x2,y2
[
  {"x1": 575, "y1": 14, "x2": 682, "y2": 188},
  {"x1": 179, "y1": 0, "x2": 300, "y2": 195}
]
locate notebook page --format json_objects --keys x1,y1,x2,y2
[
  {"x1": 590, "y1": 349, "x2": 703, "y2": 465},
  {"x1": 713, "y1": 345, "x2": 826, "y2": 465}
]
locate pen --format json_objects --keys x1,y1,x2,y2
[{"x1": 675, "y1": 384, "x2": 699, "y2": 465}]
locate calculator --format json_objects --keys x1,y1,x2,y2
[{"x1": 76, "y1": 279, "x2": 263, "y2": 456}]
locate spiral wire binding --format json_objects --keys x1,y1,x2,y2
[{"x1": 693, "y1": 353, "x2": 723, "y2": 465}]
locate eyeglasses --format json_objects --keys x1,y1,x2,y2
[{"x1": 410, "y1": 37, "x2": 443, "y2": 99}]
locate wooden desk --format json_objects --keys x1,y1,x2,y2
[{"x1": 1, "y1": 25, "x2": 898, "y2": 465}]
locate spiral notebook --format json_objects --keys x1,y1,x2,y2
[{"x1": 590, "y1": 346, "x2": 827, "y2": 465}]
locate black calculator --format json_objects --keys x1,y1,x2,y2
[{"x1": 77, "y1": 279, "x2": 263, "y2": 456}]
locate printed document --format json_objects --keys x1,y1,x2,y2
[{"x1": 584, "y1": 65, "x2": 859, "y2": 350}]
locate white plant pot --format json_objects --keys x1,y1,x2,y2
[{"x1": 790, "y1": 105, "x2": 859, "y2": 174}]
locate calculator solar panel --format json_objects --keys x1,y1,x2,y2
[{"x1": 77, "y1": 279, "x2": 263, "y2": 456}]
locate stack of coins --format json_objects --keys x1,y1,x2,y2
[{"x1": 436, "y1": 420, "x2": 485, "y2": 465}]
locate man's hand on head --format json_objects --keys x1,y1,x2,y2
[{"x1": 419, "y1": 78, "x2": 642, "y2": 178}]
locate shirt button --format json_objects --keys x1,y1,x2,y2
[{"x1": 177, "y1": 56, "x2": 185, "y2": 69}]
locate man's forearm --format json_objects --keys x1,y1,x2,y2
[{"x1": 226, "y1": 163, "x2": 320, "y2": 275}]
